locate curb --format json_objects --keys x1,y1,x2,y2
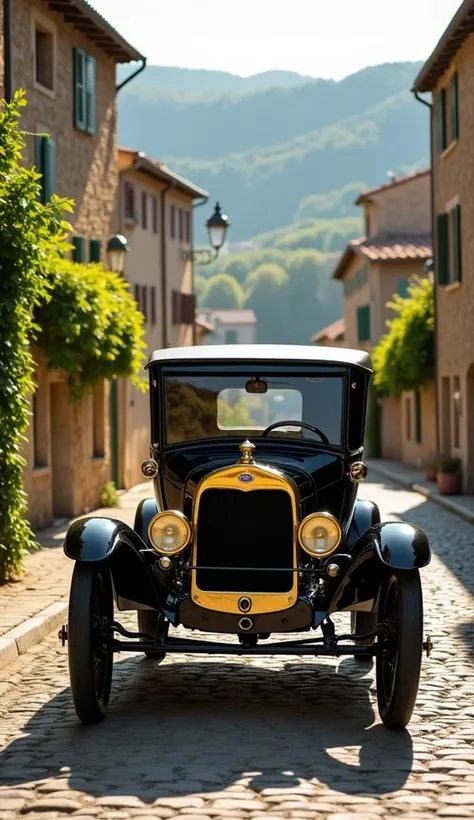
[
  {"x1": 368, "y1": 464, "x2": 474, "y2": 526},
  {"x1": 0, "y1": 599, "x2": 68, "y2": 672}
]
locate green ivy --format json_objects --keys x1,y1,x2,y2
[
  {"x1": 36, "y1": 259, "x2": 147, "y2": 400},
  {"x1": 0, "y1": 91, "x2": 72, "y2": 581},
  {"x1": 372, "y1": 276, "x2": 434, "y2": 398}
]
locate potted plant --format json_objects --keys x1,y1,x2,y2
[
  {"x1": 424, "y1": 453, "x2": 440, "y2": 482},
  {"x1": 436, "y1": 456, "x2": 462, "y2": 495}
]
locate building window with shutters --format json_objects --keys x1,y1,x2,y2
[
  {"x1": 73, "y1": 47, "x2": 96, "y2": 135},
  {"x1": 32, "y1": 11, "x2": 56, "y2": 96},
  {"x1": 356, "y1": 304, "x2": 371, "y2": 342},
  {"x1": 124, "y1": 181, "x2": 136, "y2": 222},
  {"x1": 141, "y1": 192, "x2": 148, "y2": 230},
  {"x1": 150, "y1": 287, "x2": 156, "y2": 325},
  {"x1": 152, "y1": 197, "x2": 158, "y2": 234},
  {"x1": 172, "y1": 291, "x2": 196, "y2": 325},
  {"x1": 436, "y1": 202, "x2": 461, "y2": 286},
  {"x1": 170, "y1": 205, "x2": 176, "y2": 240},
  {"x1": 185, "y1": 210, "x2": 191, "y2": 243},
  {"x1": 89, "y1": 239, "x2": 102, "y2": 263},
  {"x1": 72, "y1": 236, "x2": 86, "y2": 264},
  {"x1": 35, "y1": 134, "x2": 56, "y2": 204},
  {"x1": 437, "y1": 70, "x2": 459, "y2": 154}
]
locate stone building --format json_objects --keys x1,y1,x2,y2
[{"x1": 413, "y1": 0, "x2": 474, "y2": 492}]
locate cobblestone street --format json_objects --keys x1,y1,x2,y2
[{"x1": 1, "y1": 476, "x2": 474, "y2": 820}]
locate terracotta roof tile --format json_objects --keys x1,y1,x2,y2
[
  {"x1": 311, "y1": 318, "x2": 345, "y2": 343},
  {"x1": 356, "y1": 231, "x2": 432, "y2": 262},
  {"x1": 355, "y1": 169, "x2": 430, "y2": 204}
]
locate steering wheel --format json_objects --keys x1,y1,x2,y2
[{"x1": 261, "y1": 420, "x2": 329, "y2": 445}]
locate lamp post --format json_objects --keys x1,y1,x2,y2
[
  {"x1": 181, "y1": 202, "x2": 230, "y2": 265},
  {"x1": 106, "y1": 234, "x2": 128, "y2": 274}
]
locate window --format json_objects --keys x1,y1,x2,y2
[
  {"x1": 453, "y1": 376, "x2": 461, "y2": 449},
  {"x1": 172, "y1": 291, "x2": 196, "y2": 325},
  {"x1": 451, "y1": 72, "x2": 459, "y2": 141},
  {"x1": 33, "y1": 14, "x2": 56, "y2": 94},
  {"x1": 437, "y1": 204, "x2": 462, "y2": 285},
  {"x1": 141, "y1": 192, "x2": 148, "y2": 230},
  {"x1": 170, "y1": 205, "x2": 176, "y2": 239},
  {"x1": 73, "y1": 48, "x2": 96, "y2": 134},
  {"x1": 124, "y1": 181, "x2": 136, "y2": 222},
  {"x1": 35, "y1": 135, "x2": 56, "y2": 203},
  {"x1": 185, "y1": 210, "x2": 191, "y2": 243},
  {"x1": 133, "y1": 285, "x2": 149, "y2": 321},
  {"x1": 438, "y1": 71, "x2": 459, "y2": 153},
  {"x1": 356, "y1": 305, "x2": 370, "y2": 342},
  {"x1": 89, "y1": 238, "x2": 101, "y2": 263},
  {"x1": 150, "y1": 287, "x2": 156, "y2": 325},
  {"x1": 152, "y1": 196, "x2": 158, "y2": 234},
  {"x1": 178, "y1": 208, "x2": 184, "y2": 242},
  {"x1": 437, "y1": 88, "x2": 447, "y2": 153},
  {"x1": 92, "y1": 384, "x2": 105, "y2": 458},
  {"x1": 405, "y1": 395, "x2": 412, "y2": 442},
  {"x1": 225, "y1": 329, "x2": 238, "y2": 344},
  {"x1": 414, "y1": 389, "x2": 422, "y2": 444},
  {"x1": 72, "y1": 236, "x2": 86, "y2": 263},
  {"x1": 397, "y1": 279, "x2": 410, "y2": 298}
]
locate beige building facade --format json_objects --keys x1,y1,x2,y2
[
  {"x1": 331, "y1": 171, "x2": 435, "y2": 465},
  {"x1": 116, "y1": 149, "x2": 209, "y2": 488},
  {"x1": 196, "y1": 309, "x2": 257, "y2": 345},
  {"x1": 1, "y1": 0, "x2": 145, "y2": 526},
  {"x1": 414, "y1": 0, "x2": 474, "y2": 492}
]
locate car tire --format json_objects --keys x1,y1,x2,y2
[
  {"x1": 68, "y1": 563, "x2": 114, "y2": 724},
  {"x1": 351, "y1": 610, "x2": 376, "y2": 662},
  {"x1": 137, "y1": 610, "x2": 167, "y2": 661},
  {"x1": 376, "y1": 571, "x2": 423, "y2": 730}
]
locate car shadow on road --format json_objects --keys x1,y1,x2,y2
[{"x1": 0, "y1": 655, "x2": 413, "y2": 799}]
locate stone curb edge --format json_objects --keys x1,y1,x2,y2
[
  {"x1": 0, "y1": 599, "x2": 68, "y2": 672},
  {"x1": 368, "y1": 464, "x2": 474, "y2": 526}
]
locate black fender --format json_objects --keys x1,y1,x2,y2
[
  {"x1": 328, "y1": 521, "x2": 430, "y2": 615},
  {"x1": 133, "y1": 497, "x2": 159, "y2": 544},
  {"x1": 345, "y1": 498, "x2": 381, "y2": 547},
  {"x1": 64, "y1": 516, "x2": 162, "y2": 612}
]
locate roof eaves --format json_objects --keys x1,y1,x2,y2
[
  {"x1": 412, "y1": 0, "x2": 474, "y2": 93},
  {"x1": 332, "y1": 241, "x2": 363, "y2": 281},
  {"x1": 133, "y1": 153, "x2": 209, "y2": 200},
  {"x1": 46, "y1": 0, "x2": 145, "y2": 62}
]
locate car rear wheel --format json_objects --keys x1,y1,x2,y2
[
  {"x1": 351, "y1": 611, "x2": 376, "y2": 662},
  {"x1": 376, "y1": 571, "x2": 423, "y2": 730},
  {"x1": 68, "y1": 563, "x2": 113, "y2": 724},
  {"x1": 137, "y1": 610, "x2": 167, "y2": 661}
]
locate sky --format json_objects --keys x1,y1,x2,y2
[{"x1": 90, "y1": 0, "x2": 462, "y2": 80}]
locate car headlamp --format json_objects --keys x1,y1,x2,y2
[
  {"x1": 298, "y1": 512, "x2": 342, "y2": 558},
  {"x1": 148, "y1": 511, "x2": 192, "y2": 555}
]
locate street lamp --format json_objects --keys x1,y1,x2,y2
[
  {"x1": 181, "y1": 202, "x2": 230, "y2": 265},
  {"x1": 107, "y1": 234, "x2": 128, "y2": 274}
]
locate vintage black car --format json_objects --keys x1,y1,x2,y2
[{"x1": 62, "y1": 345, "x2": 432, "y2": 729}]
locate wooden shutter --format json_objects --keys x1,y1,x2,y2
[
  {"x1": 356, "y1": 305, "x2": 370, "y2": 342},
  {"x1": 142, "y1": 286, "x2": 148, "y2": 321},
  {"x1": 134, "y1": 283, "x2": 140, "y2": 306},
  {"x1": 141, "y1": 192, "x2": 147, "y2": 229},
  {"x1": 414, "y1": 390, "x2": 422, "y2": 444},
  {"x1": 170, "y1": 206, "x2": 176, "y2": 239},
  {"x1": 73, "y1": 48, "x2": 86, "y2": 131},
  {"x1": 72, "y1": 236, "x2": 86, "y2": 263},
  {"x1": 178, "y1": 208, "x2": 183, "y2": 241},
  {"x1": 437, "y1": 89, "x2": 447, "y2": 152},
  {"x1": 397, "y1": 279, "x2": 409, "y2": 298},
  {"x1": 436, "y1": 213, "x2": 450, "y2": 285},
  {"x1": 172, "y1": 290, "x2": 182, "y2": 324},
  {"x1": 152, "y1": 197, "x2": 158, "y2": 233},
  {"x1": 150, "y1": 287, "x2": 156, "y2": 324},
  {"x1": 451, "y1": 71, "x2": 459, "y2": 141},
  {"x1": 185, "y1": 210, "x2": 191, "y2": 242},
  {"x1": 89, "y1": 238, "x2": 101, "y2": 263},
  {"x1": 181, "y1": 293, "x2": 196, "y2": 325},
  {"x1": 85, "y1": 54, "x2": 96, "y2": 135},
  {"x1": 124, "y1": 182, "x2": 136, "y2": 220},
  {"x1": 452, "y1": 204, "x2": 462, "y2": 283}
]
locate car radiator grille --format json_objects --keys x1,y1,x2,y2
[{"x1": 195, "y1": 488, "x2": 294, "y2": 593}]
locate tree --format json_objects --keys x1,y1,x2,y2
[
  {"x1": 202, "y1": 273, "x2": 244, "y2": 309},
  {"x1": 244, "y1": 263, "x2": 290, "y2": 343},
  {"x1": 372, "y1": 276, "x2": 434, "y2": 398},
  {"x1": 222, "y1": 258, "x2": 250, "y2": 284}
]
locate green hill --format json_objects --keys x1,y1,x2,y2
[
  {"x1": 118, "y1": 61, "x2": 428, "y2": 241},
  {"x1": 117, "y1": 65, "x2": 313, "y2": 94}
]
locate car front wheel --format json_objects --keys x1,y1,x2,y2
[
  {"x1": 376, "y1": 571, "x2": 423, "y2": 730},
  {"x1": 68, "y1": 563, "x2": 114, "y2": 724}
]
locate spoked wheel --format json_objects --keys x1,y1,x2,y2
[
  {"x1": 351, "y1": 610, "x2": 377, "y2": 662},
  {"x1": 68, "y1": 563, "x2": 114, "y2": 724},
  {"x1": 376, "y1": 571, "x2": 423, "y2": 730},
  {"x1": 137, "y1": 610, "x2": 168, "y2": 661}
]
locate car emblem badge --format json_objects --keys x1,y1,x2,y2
[{"x1": 238, "y1": 473, "x2": 254, "y2": 483}]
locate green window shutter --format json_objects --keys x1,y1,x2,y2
[
  {"x1": 436, "y1": 213, "x2": 449, "y2": 285},
  {"x1": 89, "y1": 238, "x2": 101, "y2": 263},
  {"x1": 85, "y1": 54, "x2": 96, "y2": 135},
  {"x1": 414, "y1": 390, "x2": 422, "y2": 444},
  {"x1": 35, "y1": 135, "x2": 45, "y2": 203},
  {"x1": 437, "y1": 89, "x2": 446, "y2": 152},
  {"x1": 72, "y1": 236, "x2": 86, "y2": 263},
  {"x1": 451, "y1": 72, "x2": 459, "y2": 141},
  {"x1": 397, "y1": 279, "x2": 409, "y2": 298},
  {"x1": 452, "y1": 204, "x2": 462, "y2": 283},
  {"x1": 43, "y1": 138, "x2": 56, "y2": 201},
  {"x1": 73, "y1": 47, "x2": 86, "y2": 131},
  {"x1": 357, "y1": 305, "x2": 370, "y2": 342}
]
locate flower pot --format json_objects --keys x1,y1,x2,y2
[
  {"x1": 424, "y1": 469, "x2": 437, "y2": 482},
  {"x1": 436, "y1": 472, "x2": 461, "y2": 495}
]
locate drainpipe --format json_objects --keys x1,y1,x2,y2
[
  {"x1": 3, "y1": 0, "x2": 12, "y2": 102},
  {"x1": 413, "y1": 89, "x2": 439, "y2": 453},
  {"x1": 191, "y1": 197, "x2": 209, "y2": 345},
  {"x1": 160, "y1": 183, "x2": 174, "y2": 348},
  {"x1": 115, "y1": 58, "x2": 147, "y2": 94}
]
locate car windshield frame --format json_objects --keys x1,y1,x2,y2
[{"x1": 156, "y1": 365, "x2": 349, "y2": 452}]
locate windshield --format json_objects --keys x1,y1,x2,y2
[{"x1": 164, "y1": 373, "x2": 344, "y2": 446}]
